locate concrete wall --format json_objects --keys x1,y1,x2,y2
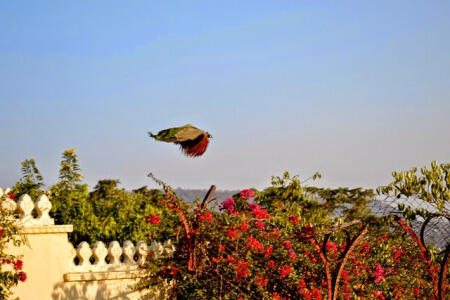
[{"x1": 2, "y1": 190, "x2": 171, "y2": 300}]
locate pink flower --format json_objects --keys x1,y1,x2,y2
[
  {"x1": 373, "y1": 264, "x2": 385, "y2": 282},
  {"x1": 288, "y1": 249, "x2": 296, "y2": 261},
  {"x1": 240, "y1": 189, "x2": 255, "y2": 199},
  {"x1": 255, "y1": 221, "x2": 265, "y2": 230},
  {"x1": 145, "y1": 214, "x2": 160, "y2": 225},
  {"x1": 326, "y1": 242, "x2": 337, "y2": 252},
  {"x1": 221, "y1": 198, "x2": 235, "y2": 214}
]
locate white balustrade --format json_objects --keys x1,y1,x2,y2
[
  {"x1": 0, "y1": 189, "x2": 55, "y2": 226},
  {"x1": 70, "y1": 239, "x2": 174, "y2": 272}
]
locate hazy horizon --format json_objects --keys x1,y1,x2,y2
[{"x1": 1, "y1": 1, "x2": 449, "y2": 191}]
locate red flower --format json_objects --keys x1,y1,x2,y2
[
  {"x1": 267, "y1": 260, "x2": 276, "y2": 268},
  {"x1": 256, "y1": 275, "x2": 268, "y2": 287},
  {"x1": 297, "y1": 279, "x2": 306, "y2": 289},
  {"x1": 341, "y1": 270, "x2": 349, "y2": 283},
  {"x1": 289, "y1": 215, "x2": 300, "y2": 224},
  {"x1": 18, "y1": 271, "x2": 27, "y2": 282},
  {"x1": 393, "y1": 245, "x2": 406, "y2": 263},
  {"x1": 372, "y1": 291, "x2": 385, "y2": 300},
  {"x1": 240, "y1": 189, "x2": 255, "y2": 199},
  {"x1": 235, "y1": 260, "x2": 250, "y2": 278},
  {"x1": 340, "y1": 242, "x2": 347, "y2": 253},
  {"x1": 237, "y1": 223, "x2": 249, "y2": 231},
  {"x1": 227, "y1": 228, "x2": 238, "y2": 239},
  {"x1": 226, "y1": 255, "x2": 235, "y2": 263},
  {"x1": 251, "y1": 206, "x2": 270, "y2": 219},
  {"x1": 219, "y1": 245, "x2": 225, "y2": 251},
  {"x1": 145, "y1": 214, "x2": 160, "y2": 225},
  {"x1": 246, "y1": 236, "x2": 263, "y2": 251},
  {"x1": 326, "y1": 242, "x2": 337, "y2": 252},
  {"x1": 282, "y1": 241, "x2": 292, "y2": 249},
  {"x1": 14, "y1": 259, "x2": 23, "y2": 271},
  {"x1": 279, "y1": 265, "x2": 293, "y2": 278},
  {"x1": 6, "y1": 191, "x2": 15, "y2": 200},
  {"x1": 263, "y1": 245, "x2": 273, "y2": 257},
  {"x1": 311, "y1": 288, "x2": 322, "y2": 300},
  {"x1": 271, "y1": 228, "x2": 280, "y2": 239},
  {"x1": 198, "y1": 211, "x2": 213, "y2": 223},
  {"x1": 169, "y1": 266, "x2": 180, "y2": 276},
  {"x1": 0, "y1": 228, "x2": 4, "y2": 237},
  {"x1": 301, "y1": 224, "x2": 314, "y2": 237}
]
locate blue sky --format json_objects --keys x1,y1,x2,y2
[{"x1": 1, "y1": 1, "x2": 449, "y2": 190}]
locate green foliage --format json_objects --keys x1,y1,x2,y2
[
  {"x1": 12, "y1": 158, "x2": 45, "y2": 199},
  {"x1": 306, "y1": 187, "x2": 375, "y2": 221},
  {"x1": 377, "y1": 161, "x2": 450, "y2": 220},
  {"x1": 12, "y1": 149, "x2": 167, "y2": 246}
]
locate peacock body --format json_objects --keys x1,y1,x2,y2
[{"x1": 149, "y1": 124, "x2": 212, "y2": 157}]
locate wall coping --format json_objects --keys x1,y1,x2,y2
[
  {"x1": 19, "y1": 224, "x2": 74, "y2": 234},
  {"x1": 64, "y1": 270, "x2": 146, "y2": 282}
]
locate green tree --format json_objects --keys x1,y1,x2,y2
[{"x1": 12, "y1": 158, "x2": 45, "y2": 199}]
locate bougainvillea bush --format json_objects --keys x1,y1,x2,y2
[
  {"x1": 139, "y1": 167, "x2": 448, "y2": 299},
  {"x1": 0, "y1": 192, "x2": 26, "y2": 299}
]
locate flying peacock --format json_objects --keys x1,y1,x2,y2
[{"x1": 148, "y1": 124, "x2": 213, "y2": 157}]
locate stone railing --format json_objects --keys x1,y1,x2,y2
[
  {"x1": 1, "y1": 189, "x2": 170, "y2": 299},
  {"x1": 66, "y1": 239, "x2": 175, "y2": 282}
]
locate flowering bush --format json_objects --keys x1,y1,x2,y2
[
  {"x1": 139, "y1": 170, "x2": 446, "y2": 299},
  {"x1": 0, "y1": 192, "x2": 26, "y2": 299}
]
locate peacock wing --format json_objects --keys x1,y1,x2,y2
[{"x1": 150, "y1": 124, "x2": 204, "y2": 143}]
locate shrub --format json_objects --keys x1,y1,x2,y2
[
  {"x1": 139, "y1": 170, "x2": 445, "y2": 299},
  {"x1": 0, "y1": 192, "x2": 26, "y2": 299}
]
